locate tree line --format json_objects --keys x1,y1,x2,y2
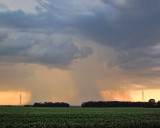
[
  {"x1": 81, "y1": 101, "x2": 145, "y2": 107},
  {"x1": 81, "y1": 99, "x2": 160, "y2": 108},
  {"x1": 33, "y1": 102, "x2": 70, "y2": 107},
  {"x1": 23, "y1": 99, "x2": 160, "y2": 108}
]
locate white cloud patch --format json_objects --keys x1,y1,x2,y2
[{"x1": 0, "y1": 0, "x2": 38, "y2": 13}]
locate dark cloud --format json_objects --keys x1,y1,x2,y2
[
  {"x1": 77, "y1": 0, "x2": 160, "y2": 48},
  {"x1": 0, "y1": 10, "x2": 63, "y2": 32},
  {"x1": 0, "y1": 31, "x2": 8, "y2": 42},
  {"x1": 0, "y1": 0, "x2": 91, "y2": 33},
  {"x1": 73, "y1": 0, "x2": 160, "y2": 75},
  {"x1": 0, "y1": 3, "x2": 8, "y2": 11},
  {"x1": 0, "y1": 1, "x2": 94, "y2": 68},
  {"x1": 0, "y1": 0, "x2": 160, "y2": 73},
  {"x1": 1, "y1": 0, "x2": 160, "y2": 104},
  {"x1": 0, "y1": 0, "x2": 94, "y2": 68},
  {"x1": 0, "y1": 33, "x2": 92, "y2": 68}
]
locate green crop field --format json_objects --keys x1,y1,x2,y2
[{"x1": 0, "y1": 107, "x2": 160, "y2": 128}]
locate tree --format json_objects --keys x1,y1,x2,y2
[
  {"x1": 148, "y1": 99, "x2": 156, "y2": 107},
  {"x1": 157, "y1": 100, "x2": 160, "y2": 108}
]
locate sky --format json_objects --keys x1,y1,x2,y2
[{"x1": 0, "y1": 0, "x2": 160, "y2": 105}]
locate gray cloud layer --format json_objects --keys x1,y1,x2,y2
[
  {"x1": 0, "y1": 0, "x2": 160, "y2": 78},
  {"x1": 74, "y1": 0, "x2": 160, "y2": 76},
  {"x1": 0, "y1": 0, "x2": 94, "y2": 68},
  {"x1": 1, "y1": 0, "x2": 160, "y2": 104},
  {"x1": 0, "y1": 32, "x2": 92, "y2": 68}
]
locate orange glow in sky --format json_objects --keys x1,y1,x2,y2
[
  {"x1": 101, "y1": 90, "x2": 132, "y2": 101},
  {"x1": 101, "y1": 89, "x2": 160, "y2": 102},
  {"x1": 130, "y1": 89, "x2": 160, "y2": 102},
  {"x1": 0, "y1": 91, "x2": 31, "y2": 105},
  {"x1": 0, "y1": 89, "x2": 160, "y2": 105}
]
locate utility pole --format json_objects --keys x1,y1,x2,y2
[
  {"x1": 142, "y1": 90, "x2": 144, "y2": 102},
  {"x1": 20, "y1": 93, "x2": 22, "y2": 106}
]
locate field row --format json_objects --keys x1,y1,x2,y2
[{"x1": 0, "y1": 107, "x2": 160, "y2": 128}]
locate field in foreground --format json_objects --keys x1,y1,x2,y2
[{"x1": 0, "y1": 107, "x2": 160, "y2": 128}]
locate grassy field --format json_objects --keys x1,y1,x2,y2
[{"x1": 0, "y1": 107, "x2": 160, "y2": 128}]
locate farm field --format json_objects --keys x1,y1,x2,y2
[{"x1": 0, "y1": 107, "x2": 160, "y2": 128}]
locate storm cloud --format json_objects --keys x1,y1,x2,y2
[
  {"x1": 0, "y1": 0, "x2": 160, "y2": 71},
  {"x1": 0, "y1": 32, "x2": 92, "y2": 68},
  {"x1": 74, "y1": 0, "x2": 160, "y2": 74},
  {"x1": 0, "y1": 0, "x2": 160, "y2": 104}
]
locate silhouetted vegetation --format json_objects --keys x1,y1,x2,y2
[
  {"x1": 81, "y1": 101, "x2": 147, "y2": 107},
  {"x1": 82, "y1": 99, "x2": 160, "y2": 108},
  {"x1": 33, "y1": 102, "x2": 70, "y2": 107},
  {"x1": 148, "y1": 99, "x2": 156, "y2": 107},
  {"x1": 157, "y1": 101, "x2": 160, "y2": 108}
]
